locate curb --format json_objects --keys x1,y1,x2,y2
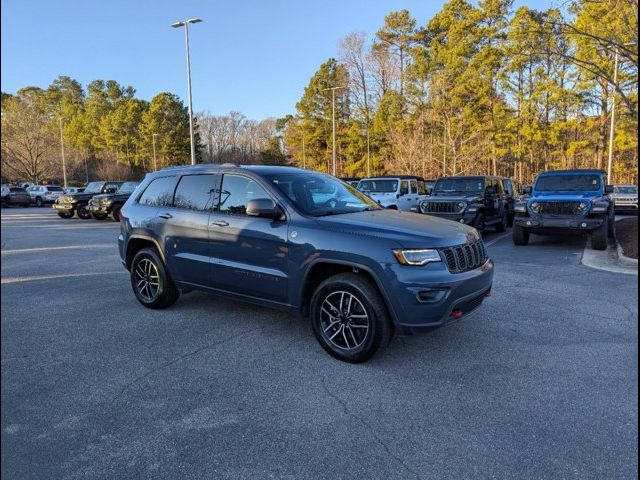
[{"x1": 615, "y1": 241, "x2": 638, "y2": 267}]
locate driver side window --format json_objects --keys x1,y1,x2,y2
[{"x1": 219, "y1": 175, "x2": 270, "y2": 216}]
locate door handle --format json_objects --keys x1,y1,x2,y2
[
  {"x1": 158, "y1": 212, "x2": 173, "y2": 219},
  {"x1": 211, "y1": 220, "x2": 229, "y2": 227}
]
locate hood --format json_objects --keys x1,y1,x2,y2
[
  {"x1": 92, "y1": 192, "x2": 132, "y2": 201},
  {"x1": 529, "y1": 193, "x2": 599, "y2": 202},
  {"x1": 425, "y1": 193, "x2": 483, "y2": 202},
  {"x1": 315, "y1": 209, "x2": 478, "y2": 248},
  {"x1": 62, "y1": 192, "x2": 100, "y2": 202}
]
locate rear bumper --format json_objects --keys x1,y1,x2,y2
[
  {"x1": 514, "y1": 215, "x2": 603, "y2": 231},
  {"x1": 383, "y1": 259, "x2": 494, "y2": 331}
]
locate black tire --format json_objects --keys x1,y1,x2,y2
[
  {"x1": 512, "y1": 222, "x2": 530, "y2": 245},
  {"x1": 507, "y1": 211, "x2": 515, "y2": 227},
  {"x1": 111, "y1": 205, "x2": 121, "y2": 222},
  {"x1": 473, "y1": 213, "x2": 486, "y2": 233},
  {"x1": 608, "y1": 217, "x2": 615, "y2": 239},
  {"x1": 495, "y1": 211, "x2": 508, "y2": 232},
  {"x1": 57, "y1": 211, "x2": 73, "y2": 219},
  {"x1": 35, "y1": 197, "x2": 43, "y2": 208},
  {"x1": 310, "y1": 272, "x2": 393, "y2": 363},
  {"x1": 130, "y1": 248, "x2": 179, "y2": 309},
  {"x1": 591, "y1": 220, "x2": 608, "y2": 251},
  {"x1": 76, "y1": 204, "x2": 91, "y2": 219},
  {"x1": 92, "y1": 213, "x2": 107, "y2": 221},
  {"x1": 387, "y1": 205, "x2": 398, "y2": 210}
]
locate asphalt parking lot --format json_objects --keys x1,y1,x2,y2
[{"x1": 2, "y1": 208, "x2": 637, "y2": 480}]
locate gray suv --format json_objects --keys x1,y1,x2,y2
[{"x1": 118, "y1": 165, "x2": 494, "y2": 362}]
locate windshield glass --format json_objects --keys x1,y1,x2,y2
[
  {"x1": 535, "y1": 174, "x2": 600, "y2": 192},
  {"x1": 118, "y1": 182, "x2": 139, "y2": 194},
  {"x1": 83, "y1": 182, "x2": 104, "y2": 194},
  {"x1": 614, "y1": 186, "x2": 637, "y2": 194},
  {"x1": 357, "y1": 179, "x2": 398, "y2": 193},
  {"x1": 433, "y1": 177, "x2": 484, "y2": 193},
  {"x1": 266, "y1": 172, "x2": 381, "y2": 217}
]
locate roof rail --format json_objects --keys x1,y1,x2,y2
[{"x1": 220, "y1": 162, "x2": 238, "y2": 167}]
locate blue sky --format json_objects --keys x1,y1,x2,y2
[{"x1": 1, "y1": 0, "x2": 553, "y2": 120}]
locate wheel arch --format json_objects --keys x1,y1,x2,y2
[{"x1": 125, "y1": 235, "x2": 165, "y2": 269}]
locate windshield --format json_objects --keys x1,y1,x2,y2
[
  {"x1": 118, "y1": 182, "x2": 139, "y2": 194},
  {"x1": 535, "y1": 175, "x2": 600, "y2": 192},
  {"x1": 357, "y1": 179, "x2": 398, "y2": 193},
  {"x1": 83, "y1": 182, "x2": 104, "y2": 194},
  {"x1": 266, "y1": 172, "x2": 381, "y2": 217},
  {"x1": 614, "y1": 186, "x2": 637, "y2": 194},
  {"x1": 433, "y1": 178, "x2": 484, "y2": 193}
]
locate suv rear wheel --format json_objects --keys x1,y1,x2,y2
[
  {"x1": 495, "y1": 212, "x2": 508, "y2": 233},
  {"x1": 310, "y1": 273, "x2": 393, "y2": 363},
  {"x1": 111, "y1": 205, "x2": 121, "y2": 222},
  {"x1": 130, "y1": 248, "x2": 179, "y2": 309}
]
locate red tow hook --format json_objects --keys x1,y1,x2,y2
[{"x1": 450, "y1": 309, "x2": 463, "y2": 319}]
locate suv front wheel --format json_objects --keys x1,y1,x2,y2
[
  {"x1": 130, "y1": 248, "x2": 179, "y2": 309},
  {"x1": 310, "y1": 273, "x2": 393, "y2": 363}
]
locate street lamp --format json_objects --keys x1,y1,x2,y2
[
  {"x1": 171, "y1": 18, "x2": 202, "y2": 166},
  {"x1": 152, "y1": 133, "x2": 159, "y2": 171},
  {"x1": 321, "y1": 85, "x2": 347, "y2": 176},
  {"x1": 58, "y1": 117, "x2": 67, "y2": 188},
  {"x1": 607, "y1": 41, "x2": 636, "y2": 182}
]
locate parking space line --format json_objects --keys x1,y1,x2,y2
[
  {"x1": 1, "y1": 271, "x2": 127, "y2": 284},
  {"x1": 1, "y1": 244, "x2": 115, "y2": 255},
  {"x1": 484, "y1": 232, "x2": 511, "y2": 247}
]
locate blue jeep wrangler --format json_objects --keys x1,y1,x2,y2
[{"x1": 512, "y1": 169, "x2": 615, "y2": 250}]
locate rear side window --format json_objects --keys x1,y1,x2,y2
[
  {"x1": 173, "y1": 174, "x2": 218, "y2": 211},
  {"x1": 399, "y1": 181, "x2": 409, "y2": 196},
  {"x1": 138, "y1": 176, "x2": 177, "y2": 206},
  {"x1": 47, "y1": 186, "x2": 63, "y2": 191},
  {"x1": 219, "y1": 175, "x2": 270, "y2": 216}
]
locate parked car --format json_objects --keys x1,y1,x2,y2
[
  {"x1": 0, "y1": 186, "x2": 32, "y2": 207},
  {"x1": 118, "y1": 165, "x2": 494, "y2": 363},
  {"x1": 339, "y1": 177, "x2": 360, "y2": 188},
  {"x1": 88, "y1": 181, "x2": 139, "y2": 221},
  {"x1": 502, "y1": 177, "x2": 522, "y2": 226},
  {"x1": 512, "y1": 169, "x2": 615, "y2": 250},
  {"x1": 27, "y1": 184, "x2": 64, "y2": 207},
  {"x1": 64, "y1": 186, "x2": 85, "y2": 195},
  {"x1": 611, "y1": 185, "x2": 638, "y2": 214},
  {"x1": 418, "y1": 176, "x2": 509, "y2": 233},
  {"x1": 357, "y1": 175, "x2": 428, "y2": 211},
  {"x1": 53, "y1": 181, "x2": 122, "y2": 219}
]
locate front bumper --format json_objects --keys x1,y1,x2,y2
[
  {"x1": 383, "y1": 259, "x2": 494, "y2": 331},
  {"x1": 614, "y1": 202, "x2": 638, "y2": 212},
  {"x1": 421, "y1": 211, "x2": 478, "y2": 225},
  {"x1": 87, "y1": 204, "x2": 111, "y2": 214},
  {"x1": 53, "y1": 203, "x2": 75, "y2": 212},
  {"x1": 514, "y1": 215, "x2": 603, "y2": 231}
]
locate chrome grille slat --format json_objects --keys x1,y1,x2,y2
[
  {"x1": 440, "y1": 238, "x2": 488, "y2": 274},
  {"x1": 421, "y1": 201, "x2": 462, "y2": 214}
]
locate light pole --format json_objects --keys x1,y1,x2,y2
[
  {"x1": 606, "y1": 42, "x2": 636, "y2": 182},
  {"x1": 171, "y1": 18, "x2": 202, "y2": 166},
  {"x1": 58, "y1": 118, "x2": 67, "y2": 188},
  {"x1": 321, "y1": 86, "x2": 346, "y2": 176},
  {"x1": 152, "y1": 133, "x2": 159, "y2": 171}
]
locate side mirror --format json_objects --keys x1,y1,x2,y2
[
  {"x1": 605, "y1": 185, "x2": 614, "y2": 195},
  {"x1": 246, "y1": 198, "x2": 282, "y2": 220},
  {"x1": 522, "y1": 185, "x2": 532, "y2": 195}
]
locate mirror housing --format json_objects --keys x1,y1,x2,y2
[
  {"x1": 246, "y1": 198, "x2": 283, "y2": 220},
  {"x1": 604, "y1": 184, "x2": 614, "y2": 195}
]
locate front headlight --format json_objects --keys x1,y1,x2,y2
[
  {"x1": 457, "y1": 201, "x2": 466, "y2": 210},
  {"x1": 530, "y1": 201, "x2": 541, "y2": 214},
  {"x1": 577, "y1": 202, "x2": 589, "y2": 213},
  {"x1": 393, "y1": 249, "x2": 442, "y2": 266}
]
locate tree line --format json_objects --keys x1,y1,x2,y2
[
  {"x1": 0, "y1": 78, "x2": 282, "y2": 183},
  {"x1": 281, "y1": 0, "x2": 638, "y2": 184}
]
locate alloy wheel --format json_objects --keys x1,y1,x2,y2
[
  {"x1": 134, "y1": 258, "x2": 161, "y2": 302},
  {"x1": 320, "y1": 291, "x2": 370, "y2": 351}
]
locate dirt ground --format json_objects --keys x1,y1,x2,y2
[{"x1": 617, "y1": 216, "x2": 638, "y2": 259}]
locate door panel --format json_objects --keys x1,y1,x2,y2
[{"x1": 208, "y1": 174, "x2": 289, "y2": 302}]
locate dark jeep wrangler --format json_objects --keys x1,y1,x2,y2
[
  {"x1": 512, "y1": 169, "x2": 615, "y2": 251},
  {"x1": 53, "y1": 181, "x2": 122, "y2": 219},
  {"x1": 418, "y1": 176, "x2": 510, "y2": 233},
  {"x1": 88, "y1": 181, "x2": 139, "y2": 221}
]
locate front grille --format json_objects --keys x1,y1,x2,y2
[
  {"x1": 440, "y1": 238, "x2": 488, "y2": 274},
  {"x1": 537, "y1": 201, "x2": 582, "y2": 215},
  {"x1": 421, "y1": 201, "x2": 462, "y2": 214}
]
